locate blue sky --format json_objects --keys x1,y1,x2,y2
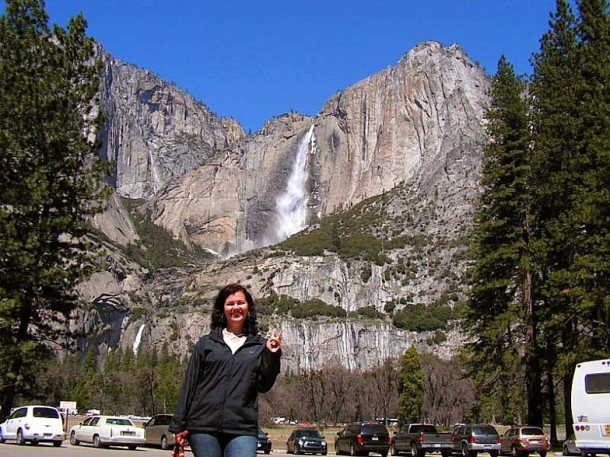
[{"x1": 4, "y1": 1, "x2": 559, "y2": 133}]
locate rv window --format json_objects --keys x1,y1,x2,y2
[{"x1": 585, "y1": 373, "x2": 610, "y2": 394}]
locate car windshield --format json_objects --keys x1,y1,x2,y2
[
  {"x1": 33, "y1": 407, "x2": 59, "y2": 419},
  {"x1": 522, "y1": 428, "x2": 544, "y2": 435},
  {"x1": 107, "y1": 418, "x2": 134, "y2": 426},
  {"x1": 474, "y1": 426, "x2": 498, "y2": 435},
  {"x1": 298, "y1": 430, "x2": 321, "y2": 438},
  {"x1": 364, "y1": 425, "x2": 388, "y2": 434}
]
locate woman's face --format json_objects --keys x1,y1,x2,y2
[{"x1": 223, "y1": 290, "x2": 249, "y2": 332}]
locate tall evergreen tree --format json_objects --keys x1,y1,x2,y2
[
  {"x1": 464, "y1": 56, "x2": 539, "y2": 424},
  {"x1": 530, "y1": 0, "x2": 610, "y2": 437},
  {"x1": 0, "y1": 0, "x2": 110, "y2": 421},
  {"x1": 397, "y1": 346, "x2": 424, "y2": 425},
  {"x1": 571, "y1": 0, "x2": 610, "y2": 359}
]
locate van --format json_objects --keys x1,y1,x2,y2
[
  {"x1": 571, "y1": 359, "x2": 610, "y2": 455},
  {"x1": 0, "y1": 405, "x2": 64, "y2": 446}
]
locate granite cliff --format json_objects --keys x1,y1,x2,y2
[{"x1": 77, "y1": 41, "x2": 490, "y2": 372}]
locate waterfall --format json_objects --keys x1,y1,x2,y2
[
  {"x1": 275, "y1": 125, "x2": 315, "y2": 241},
  {"x1": 132, "y1": 323, "x2": 146, "y2": 356}
]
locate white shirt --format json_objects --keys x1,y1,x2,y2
[{"x1": 222, "y1": 328, "x2": 247, "y2": 354}]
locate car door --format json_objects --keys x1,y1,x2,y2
[
  {"x1": 335, "y1": 427, "x2": 347, "y2": 454},
  {"x1": 501, "y1": 429, "x2": 514, "y2": 453},
  {"x1": 81, "y1": 416, "x2": 100, "y2": 443},
  {"x1": 5, "y1": 407, "x2": 26, "y2": 438},
  {"x1": 73, "y1": 417, "x2": 92, "y2": 442},
  {"x1": 145, "y1": 415, "x2": 159, "y2": 445}
]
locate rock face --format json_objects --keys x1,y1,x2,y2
[
  {"x1": 139, "y1": 42, "x2": 488, "y2": 255},
  {"x1": 79, "y1": 41, "x2": 490, "y2": 371},
  {"x1": 97, "y1": 50, "x2": 245, "y2": 199}
]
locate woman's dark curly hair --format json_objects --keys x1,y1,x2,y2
[{"x1": 210, "y1": 283, "x2": 259, "y2": 335}]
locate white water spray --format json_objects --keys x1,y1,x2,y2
[
  {"x1": 275, "y1": 125, "x2": 315, "y2": 241},
  {"x1": 133, "y1": 324, "x2": 146, "y2": 356}
]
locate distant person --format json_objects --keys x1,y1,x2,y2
[{"x1": 169, "y1": 283, "x2": 283, "y2": 457}]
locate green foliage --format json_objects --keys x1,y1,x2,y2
[
  {"x1": 277, "y1": 196, "x2": 393, "y2": 264},
  {"x1": 392, "y1": 303, "x2": 455, "y2": 331},
  {"x1": 0, "y1": 0, "x2": 111, "y2": 421},
  {"x1": 38, "y1": 345, "x2": 186, "y2": 416},
  {"x1": 397, "y1": 346, "x2": 424, "y2": 425},
  {"x1": 256, "y1": 293, "x2": 346, "y2": 319},
  {"x1": 120, "y1": 197, "x2": 214, "y2": 269},
  {"x1": 356, "y1": 306, "x2": 384, "y2": 319}
]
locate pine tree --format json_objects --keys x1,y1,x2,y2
[
  {"x1": 0, "y1": 0, "x2": 111, "y2": 421},
  {"x1": 464, "y1": 56, "x2": 538, "y2": 424},
  {"x1": 397, "y1": 346, "x2": 424, "y2": 425},
  {"x1": 530, "y1": 0, "x2": 610, "y2": 437}
]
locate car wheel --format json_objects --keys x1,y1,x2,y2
[
  {"x1": 442, "y1": 451, "x2": 451, "y2": 457},
  {"x1": 295, "y1": 443, "x2": 301, "y2": 454},
  {"x1": 491, "y1": 451, "x2": 499, "y2": 457},
  {"x1": 462, "y1": 444, "x2": 469, "y2": 457},
  {"x1": 16, "y1": 429, "x2": 25, "y2": 445},
  {"x1": 539, "y1": 452, "x2": 547, "y2": 457},
  {"x1": 161, "y1": 435, "x2": 170, "y2": 450},
  {"x1": 53, "y1": 441, "x2": 62, "y2": 447},
  {"x1": 128, "y1": 445, "x2": 137, "y2": 450},
  {"x1": 412, "y1": 443, "x2": 425, "y2": 457},
  {"x1": 564, "y1": 446, "x2": 570, "y2": 456},
  {"x1": 70, "y1": 431, "x2": 80, "y2": 446},
  {"x1": 336, "y1": 443, "x2": 343, "y2": 455},
  {"x1": 93, "y1": 435, "x2": 102, "y2": 448},
  {"x1": 391, "y1": 443, "x2": 399, "y2": 456},
  {"x1": 382, "y1": 451, "x2": 389, "y2": 457},
  {"x1": 265, "y1": 450, "x2": 271, "y2": 455},
  {"x1": 350, "y1": 443, "x2": 357, "y2": 456},
  {"x1": 469, "y1": 451, "x2": 478, "y2": 457},
  {"x1": 512, "y1": 446, "x2": 525, "y2": 457}
]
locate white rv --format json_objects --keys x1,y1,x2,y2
[{"x1": 571, "y1": 359, "x2": 610, "y2": 456}]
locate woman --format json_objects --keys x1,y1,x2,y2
[{"x1": 168, "y1": 283, "x2": 282, "y2": 457}]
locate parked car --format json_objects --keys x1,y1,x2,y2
[
  {"x1": 69, "y1": 415, "x2": 145, "y2": 450},
  {"x1": 335, "y1": 422, "x2": 390, "y2": 457},
  {"x1": 0, "y1": 405, "x2": 64, "y2": 446},
  {"x1": 562, "y1": 434, "x2": 580, "y2": 456},
  {"x1": 143, "y1": 413, "x2": 175, "y2": 450},
  {"x1": 450, "y1": 424, "x2": 501, "y2": 457},
  {"x1": 390, "y1": 423, "x2": 453, "y2": 457},
  {"x1": 257, "y1": 427, "x2": 272, "y2": 454},
  {"x1": 500, "y1": 426, "x2": 550, "y2": 457},
  {"x1": 287, "y1": 428, "x2": 327, "y2": 455}
]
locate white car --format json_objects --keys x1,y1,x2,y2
[
  {"x1": 69, "y1": 415, "x2": 144, "y2": 450},
  {"x1": 0, "y1": 405, "x2": 64, "y2": 446}
]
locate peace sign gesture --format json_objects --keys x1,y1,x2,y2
[{"x1": 266, "y1": 328, "x2": 283, "y2": 353}]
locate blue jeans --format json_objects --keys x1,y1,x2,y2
[{"x1": 189, "y1": 432, "x2": 257, "y2": 457}]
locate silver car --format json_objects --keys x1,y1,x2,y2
[{"x1": 143, "y1": 414, "x2": 175, "y2": 450}]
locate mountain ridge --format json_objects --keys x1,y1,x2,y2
[{"x1": 78, "y1": 40, "x2": 490, "y2": 371}]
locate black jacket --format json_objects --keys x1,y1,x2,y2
[{"x1": 168, "y1": 327, "x2": 281, "y2": 436}]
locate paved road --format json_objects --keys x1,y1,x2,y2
[
  {"x1": 0, "y1": 441, "x2": 299, "y2": 457},
  {"x1": 0, "y1": 442, "x2": 566, "y2": 457}
]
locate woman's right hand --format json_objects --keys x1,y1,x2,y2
[{"x1": 175, "y1": 430, "x2": 189, "y2": 446}]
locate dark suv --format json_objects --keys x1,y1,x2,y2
[
  {"x1": 257, "y1": 428, "x2": 272, "y2": 454},
  {"x1": 286, "y1": 428, "x2": 327, "y2": 455},
  {"x1": 451, "y1": 424, "x2": 501, "y2": 457},
  {"x1": 335, "y1": 422, "x2": 390, "y2": 457}
]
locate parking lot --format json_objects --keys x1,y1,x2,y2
[{"x1": 0, "y1": 443, "x2": 566, "y2": 457}]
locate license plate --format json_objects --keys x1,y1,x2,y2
[
  {"x1": 434, "y1": 444, "x2": 441, "y2": 448},
  {"x1": 372, "y1": 437, "x2": 378, "y2": 441},
  {"x1": 121, "y1": 431, "x2": 135, "y2": 436}
]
